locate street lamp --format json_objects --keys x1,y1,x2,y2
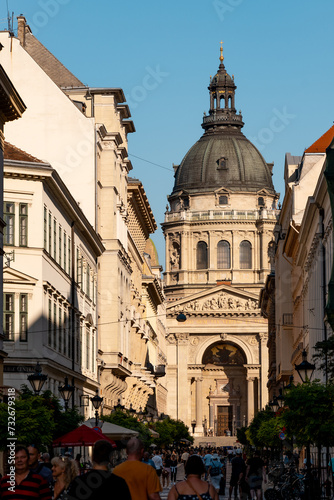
[
  {"x1": 27, "y1": 362, "x2": 48, "y2": 395},
  {"x1": 176, "y1": 313, "x2": 187, "y2": 322},
  {"x1": 90, "y1": 389, "x2": 103, "y2": 427},
  {"x1": 295, "y1": 350, "x2": 315, "y2": 500},
  {"x1": 295, "y1": 350, "x2": 315, "y2": 383},
  {"x1": 276, "y1": 388, "x2": 285, "y2": 408},
  {"x1": 59, "y1": 377, "x2": 75, "y2": 410},
  {"x1": 269, "y1": 394, "x2": 279, "y2": 412}
]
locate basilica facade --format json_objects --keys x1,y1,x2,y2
[{"x1": 162, "y1": 46, "x2": 279, "y2": 438}]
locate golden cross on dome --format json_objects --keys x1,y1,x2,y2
[{"x1": 220, "y1": 41, "x2": 224, "y2": 62}]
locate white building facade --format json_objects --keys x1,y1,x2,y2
[{"x1": 3, "y1": 143, "x2": 104, "y2": 416}]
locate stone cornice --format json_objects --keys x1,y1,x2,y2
[{"x1": 0, "y1": 65, "x2": 26, "y2": 122}]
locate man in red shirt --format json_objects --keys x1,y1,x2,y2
[{"x1": 0, "y1": 445, "x2": 51, "y2": 499}]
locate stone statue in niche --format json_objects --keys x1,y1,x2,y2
[{"x1": 170, "y1": 242, "x2": 180, "y2": 270}]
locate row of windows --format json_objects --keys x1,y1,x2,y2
[
  {"x1": 3, "y1": 292, "x2": 96, "y2": 372},
  {"x1": 44, "y1": 207, "x2": 96, "y2": 302},
  {"x1": 44, "y1": 207, "x2": 72, "y2": 275},
  {"x1": 3, "y1": 293, "x2": 28, "y2": 341},
  {"x1": 218, "y1": 195, "x2": 266, "y2": 206},
  {"x1": 47, "y1": 298, "x2": 95, "y2": 372},
  {"x1": 197, "y1": 240, "x2": 252, "y2": 270},
  {"x1": 4, "y1": 202, "x2": 28, "y2": 247}
]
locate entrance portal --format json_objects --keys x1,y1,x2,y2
[{"x1": 217, "y1": 406, "x2": 232, "y2": 436}]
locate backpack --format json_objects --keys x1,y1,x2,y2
[{"x1": 210, "y1": 460, "x2": 220, "y2": 476}]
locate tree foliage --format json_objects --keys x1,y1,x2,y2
[
  {"x1": 102, "y1": 410, "x2": 153, "y2": 448},
  {"x1": 313, "y1": 334, "x2": 334, "y2": 382},
  {"x1": 0, "y1": 386, "x2": 83, "y2": 451},
  {"x1": 281, "y1": 381, "x2": 334, "y2": 447},
  {"x1": 246, "y1": 407, "x2": 275, "y2": 447},
  {"x1": 153, "y1": 417, "x2": 193, "y2": 448}
]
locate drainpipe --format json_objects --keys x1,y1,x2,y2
[
  {"x1": 71, "y1": 222, "x2": 75, "y2": 408},
  {"x1": 319, "y1": 208, "x2": 328, "y2": 384}
]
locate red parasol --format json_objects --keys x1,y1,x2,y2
[{"x1": 52, "y1": 424, "x2": 117, "y2": 448}]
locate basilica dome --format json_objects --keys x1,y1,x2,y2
[
  {"x1": 172, "y1": 130, "x2": 275, "y2": 195},
  {"x1": 171, "y1": 47, "x2": 276, "y2": 197}
]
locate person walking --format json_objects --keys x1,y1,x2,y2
[
  {"x1": 152, "y1": 449, "x2": 164, "y2": 480},
  {"x1": 51, "y1": 456, "x2": 78, "y2": 499},
  {"x1": 0, "y1": 444, "x2": 52, "y2": 499},
  {"x1": 245, "y1": 451, "x2": 266, "y2": 500},
  {"x1": 208, "y1": 452, "x2": 224, "y2": 497},
  {"x1": 67, "y1": 440, "x2": 131, "y2": 500},
  {"x1": 229, "y1": 449, "x2": 246, "y2": 500},
  {"x1": 113, "y1": 437, "x2": 162, "y2": 500},
  {"x1": 28, "y1": 444, "x2": 54, "y2": 486},
  {"x1": 170, "y1": 452, "x2": 178, "y2": 485},
  {"x1": 167, "y1": 455, "x2": 218, "y2": 500}
]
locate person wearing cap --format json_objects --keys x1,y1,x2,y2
[{"x1": 229, "y1": 449, "x2": 246, "y2": 500}]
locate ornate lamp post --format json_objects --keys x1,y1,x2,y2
[
  {"x1": 59, "y1": 377, "x2": 75, "y2": 410},
  {"x1": 27, "y1": 362, "x2": 47, "y2": 395},
  {"x1": 90, "y1": 390, "x2": 103, "y2": 427},
  {"x1": 269, "y1": 394, "x2": 279, "y2": 413},
  {"x1": 295, "y1": 350, "x2": 315, "y2": 383},
  {"x1": 295, "y1": 349, "x2": 316, "y2": 500}
]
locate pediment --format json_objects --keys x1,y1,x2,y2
[
  {"x1": 257, "y1": 188, "x2": 271, "y2": 196},
  {"x1": 167, "y1": 284, "x2": 260, "y2": 318},
  {"x1": 214, "y1": 186, "x2": 231, "y2": 194},
  {"x1": 3, "y1": 267, "x2": 38, "y2": 285}
]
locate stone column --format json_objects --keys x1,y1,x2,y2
[
  {"x1": 176, "y1": 333, "x2": 189, "y2": 424},
  {"x1": 247, "y1": 377, "x2": 255, "y2": 423},
  {"x1": 259, "y1": 333, "x2": 269, "y2": 408},
  {"x1": 209, "y1": 403, "x2": 213, "y2": 429},
  {"x1": 209, "y1": 231, "x2": 215, "y2": 270},
  {"x1": 195, "y1": 377, "x2": 203, "y2": 435}
]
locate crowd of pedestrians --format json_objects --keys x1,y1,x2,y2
[{"x1": 0, "y1": 440, "x2": 271, "y2": 499}]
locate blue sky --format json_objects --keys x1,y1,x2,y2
[{"x1": 1, "y1": 0, "x2": 334, "y2": 265}]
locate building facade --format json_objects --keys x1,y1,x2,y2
[
  {"x1": 3, "y1": 142, "x2": 104, "y2": 417},
  {"x1": 0, "y1": 17, "x2": 167, "y2": 413},
  {"x1": 0, "y1": 66, "x2": 26, "y2": 388},
  {"x1": 162, "y1": 47, "x2": 279, "y2": 437},
  {"x1": 263, "y1": 126, "x2": 334, "y2": 396}
]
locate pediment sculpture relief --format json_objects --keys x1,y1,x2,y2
[{"x1": 168, "y1": 292, "x2": 258, "y2": 314}]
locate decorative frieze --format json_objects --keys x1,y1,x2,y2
[{"x1": 168, "y1": 292, "x2": 258, "y2": 318}]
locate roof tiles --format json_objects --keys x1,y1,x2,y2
[{"x1": 305, "y1": 124, "x2": 334, "y2": 153}]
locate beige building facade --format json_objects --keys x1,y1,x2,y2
[
  {"x1": 0, "y1": 17, "x2": 167, "y2": 415},
  {"x1": 263, "y1": 126, "x2": 334, "y2": 396},
  {"x1": 0, "y1": 66, "x2": 26, "y2": 388},
  {"x1": 3, "y1": 142, "x2": 104, "y2": 417},
  {"x1": 162, "y1": 47, "x2": 279, "y2": 437}
]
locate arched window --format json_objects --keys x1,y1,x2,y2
[
  {"x1": 258, "y1": 196, "x2": 265, "y2": 207},
  {"x1": 239, "y1": 240, "x2": 252, "y2": 269},
  {"x1": 197, "y1": 241, "x2": 208, "y2": 270},
  {"x1": 217, "y1": 240, "x2": 230, "y2": 269}
]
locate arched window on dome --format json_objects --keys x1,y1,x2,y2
[
  {"x1": 217, "y1": 240, "x2": 230, "y2": 269},
  {"x1": 258, "y1": 196, "x2": 265, "y2": 207},
  {"x1": 239, "y1": 240, "x2": 252, "y2": 269},
  {"x1": 197, "y1": 241, "x2": 208, "y2": 270}
]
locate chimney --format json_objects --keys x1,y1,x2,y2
[{"x1": 17, "y1": 15, "x2": 27, "y2": 46}]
